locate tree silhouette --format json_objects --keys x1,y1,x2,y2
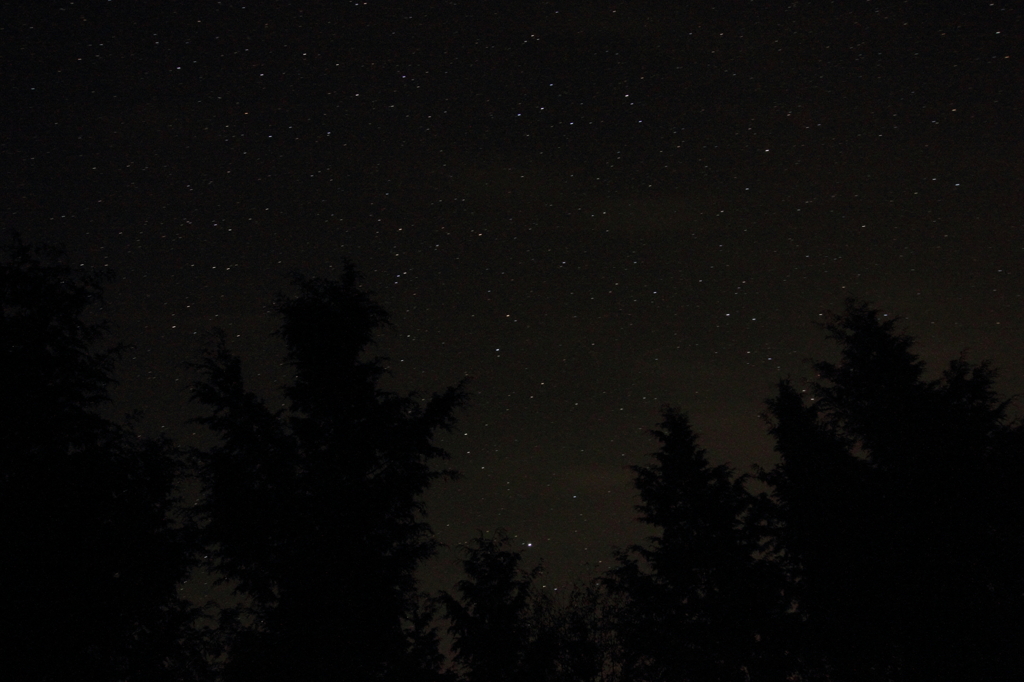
[
  {"x1": 536, "y1": 579, "x2": 630, "y2": 682},
  {"x1": 761, "y1": 299, "x2": 1024, "y2": 681},
  {"x1": 1, "y1": 235, "x2": 204, "y2": 681},
  {"x1": 607, "y1": 408, "x2": 792, "y2": 682},
  {"x1": 191, "y1": 266, "x2": 466, "y2": 681},
  {"x1": 442, "y1": 529, "x2": 555, "y2": 682},
  {"x1": 444, "y1": 529, "x2": 635, "y2": 682}
]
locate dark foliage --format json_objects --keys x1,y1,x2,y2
[
  {"x1": 444, "y1": 529, "x2": 634, "y2": 682},
  {"x1": 761, "y1": 299, "x2": 1024, "y2": 681},
  {"x1": 0, "y1": 235, "x2": 204, "y2": 681},
  {"x1": 536, "y1": 579, "x2": 631, "y2": 682},
  {"x1": 607, "y1": 408, "x2": 792, "y2": 682},
  {"x1": 191, "y1": 265, "x2": 466, "y2": 681},
  {"x1": 442, "y1": 530, "x2": 550, "y2": 682}
]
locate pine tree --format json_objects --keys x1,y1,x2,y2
[
  {"x1": 1, "y1": 235, "x2": 203, "y2": 681},
  {"x1": 608, "y1": 408, "x2": 790, "y2": 682},
  {"x1": 761, "y1": 299, "x2": 1024, "y2": 681},
  {"x1": 191, "y1": 266, "x2": 466, "y2": 681},
  {"x1": 442, "y1": 529, "x2": 551, "y2": 682},
  {"x1": 537, "y1": 579, "x2": 629, "y2": 682}
]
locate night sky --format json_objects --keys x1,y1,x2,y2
[{"x1": 5, "y1": 1, "x2": 1022, "y2": 595}]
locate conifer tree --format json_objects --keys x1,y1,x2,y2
[
  {"x1": 191, "y1": 266, "x2": 465, "y2": 681},
  {"x1": 444, "y1": 529, "x2": 634, "y2": 682},
  {"x1": 761, "y1": 300, "x2": 1024, "y2": 681},
  {"x1": 1, "y1": 235, "x2": 203, "y2": 681},
  {"x1": 608, "y1": 408, "x2": 790, "y2": 682},
  {"x1": 442, "y1": 530, "x2": 552, "y2": 682}
]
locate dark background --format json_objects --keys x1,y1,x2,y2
[{"x1": 4, "y1": 0, "x2": 1022, "y2": 596}]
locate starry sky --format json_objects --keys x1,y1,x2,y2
[{"x1": 4, "y1": 1, "x2": 1022, "y2": 593}]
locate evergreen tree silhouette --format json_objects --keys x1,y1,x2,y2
[
  {"x1": 442, "y1": 529, "x2": 554, "y2": 682},
  {"x1": 761, "y1": 299, "x2": 1024, "y2": 681},
  {"x1": 607, "y1": 408, "x2": 791, "y2": 682},
  {"x1": 191, "y1": 266, "x2": 466, "y2": 681},
  {"x1": 536, "y1": 579, "x2": 630, "y2": 682},
  {"x1": 444, "y1": 530, "x2": 634, "y2": 682},
  {"x1": 0, "y1": 235, "x2": 204, "y2": 681}
]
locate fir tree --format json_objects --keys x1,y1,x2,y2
[
  {"x1": 761, "y1": 300, "x2": 1024, "y2": 681},
  {"x1": 608, "y1": 408, "x2": 790, "y2": 682},
  {"x1": 1, "y1": 235, "x2": 203, "y2": 681},
  {"x1": 442, "y1": 529, "x2": 551, "y2": 682},
  {"x1": 191, "y1": 266, "x2": 466, "y2": 681}
]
